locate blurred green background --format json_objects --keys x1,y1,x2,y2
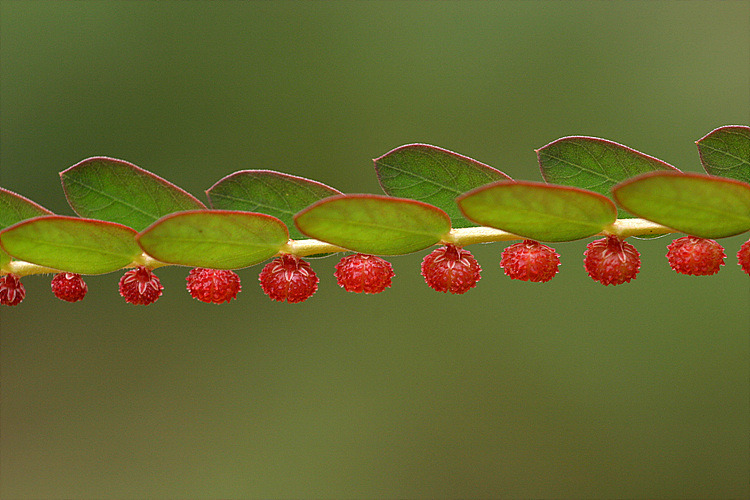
[{"x1": 1, "y1": 1, "x2": 748, "y2": 498}]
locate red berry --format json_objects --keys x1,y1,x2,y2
[
  {"x1": 186, "y1": 267, "x2": 241, "y2": 304},
  {"x1": 666, "y1": 236, "x2": 725, "y2": 276},
  {"x1": 500, "y1": 240, "x2": 560, "y2": 282},
  {"x1": 51, "y1": 272, "x2": 88, "y2": 302},
  {"x1": 421, "y1": 244, "x2": 481, "y2": 294},
  {"x1": 738, "y1": 240, "x2": 750, "y2": 276},
  {"x1": 0, "y1": 273, "x2": 25, "y2": 306},
  {"x1": 118, "y1": 266, "x2": 163, "y2": 305},
  {"x1": 334, "y1": 253, "x2": 394, "y2": 294},
  {"x1": 259, "y1": 254, "x2": 318, "y2": 303},
  {"x1": 583, "y1": 235, "x2": 640, "y2": 286}
]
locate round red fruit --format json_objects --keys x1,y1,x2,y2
[
  {"x1": 666, "y1": 236, "x2": 725, "y2": 276},
  {"x1": 0, "y1": 273, "x2": 25, "y2": 306},
  {"x1": 421, "y1": 244, "x2": 481, "y2": 294},
  {"x1": 737, "y1": 239, "x2": 750, "y2": 276},
  {"x1": 583, "y1": 236, "x2": 640, "y2": 286},
  {"x1": 118, "y1": 266, "x2": 163, "y2": 305},
  {"x1": 51, "y1": 272, "x2": 88, "y2": 302},
  {"x1": 500, "y1": 240, "x2": 560, "y2": 282},
  {"x1": 259, "y1": 254, "x2": 318, "y2": 303},
  {"x1": 334, "y1": 253, "x2": 394, "y2": 294},
  {"x1": 186, "y1": 267, "x2": 241, "y2": 304}
]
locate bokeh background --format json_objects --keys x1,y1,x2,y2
[{"x1": 1, "y1": 1, "x2": 749, "y2": 498}]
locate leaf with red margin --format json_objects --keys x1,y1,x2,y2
[
  {"x1": 295, "y1": 194, "x2": 451, "y2": 255},
  {"x1": 612, "y1": 172, "x2": 750, "y2": 238},
  {"x1": 61, "y1": 156, "x2": 205, "y2": 231},
  {"x1": 137, "y1": 210, "x2": 289, "y2": 269},
  {"x1": 0, "y1": 216, "x2": 141, "y2": 274},
  {"x1": 536, "y1": 136, "x2": 680, "y2": 217},
  {"x1": 206, "y1": 170, "x2": 342, "y2": 240},
  {"x1": 374, "y1": 144, "x2": 512, "y2": 228},
  {"x1": 0, "y1": 188, "x2": 54, "y2": 269},
  {"x1": 696, "y1": 125, "x2": 750, "y2": 184},
  {"x1": 458, "y1": 181, "x2": 617, "y2": 242}
]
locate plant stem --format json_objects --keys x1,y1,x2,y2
[
  {"x1": 280, "y1": 239, "x2": 349, "y2": 257},
  {"x1": 604, "y1": 218, "x2": 676, "y2": 238},
  {"x1": 1, "y1": 218, "x2": 679, "y2": 276}
]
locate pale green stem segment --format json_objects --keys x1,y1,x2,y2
[
  {"x1": 442, "y1": 226, "x2": 522, "y2": 246},
  {"x1": 280, "y1": 239, "x2": 349, "y2": 257},
  {"x1": 2, "y1": 261, "x2": 61, "y2": 276},
  {"x1": 3, "y1": 252, "x2": 171, "y2": 277},
  {"x1": 1, "y1": 218, "x2": 678, "y2": 276},
  {"x1": 602, "y1": 218, "x2": 676, "y2": 238},
  {"x1": 132, "y1": 252, "x2": 172, "y2": 270}
]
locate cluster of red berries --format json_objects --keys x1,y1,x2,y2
[
  {"x1": 501, "y1": 240, "x2": 560, "y2": 283},
  {"x1": 666, "y1": 236, "x2": 726, "y2": 276},
  {"x1": 583, "y1": 235, "x2": 641, "y2": 285},
  {"x1": 186, "y1": 267, "x2": 241, "y2": 304},
  {"x1": 1, "y1": 236, "x2": 749, "y2": 306},
  {"x1": 0, "y1": 273, "x2": 25, "y2": 306},
  {"x1": 51, "y1": 272, "x2": 88, "y2": 302},
  {"x1": 421, "y1": 244, "x2": 482, "y2": 294},
  {"x1": 334, "y1": 253, "x2": 394, "y2": 294}
]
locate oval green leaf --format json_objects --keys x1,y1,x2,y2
[
  {"x1": 61, "y1": 157, "x2": 206, "y2": 231},
  {"x1": 294, "y1": 194, "x2": 451, "y2": 255},
  {"x1": 0, "y1": 187, "x2": 54, "y2": 228},
  {"x1": 457, "y1": 181, "x2": 617, "y2": 242},
  {"x1": 0, "y1": 216, "x2": 141, "y2": 274},
  {"x1": 137, "y1": 210, "x2": 289, "y2": 269},
  {"x1": 374, "y1": 144, "x2": 512, "y2": 228},
  {"x1": 537, "y1": 136, "x2": 680, "y2": 217},
  {"x1": 696, "y1": 125, "x2": 750, "y2": 184},
  {"x1": 612, "y1": 172, "x2": 750, "y2": 238},
  {"x1": 206, "y1": 170, "x2": 342, "y2": 240},
  {"x1": 0, "y1": 187, "x2": 54, "y2": 269}
]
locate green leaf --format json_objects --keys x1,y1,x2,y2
[
  {"x1": 0, "y1": 187, "x2": 54, "y2": 228},
  {"x1": 0, "y1": 216, "x2": 141, "y2": 274},
  {"x1": 612, "y1": 172, "x2": 750, "y2": 238},
  {"x1": 294, "y1": 194, "x2": 451, "y2": 255},
  {"x1": 61, "y1": 157, "x2": 206, "y2": 231},
  {"x1": 374, "y1": 144, "x2": 512, "y2": 228},
  {"x1": 696, "y1": 125, "x2": 750, "y2": 184},
  {"x1": 137, "y1": 210, "x2": 289, "y2": 269},
  {"x1": 457, "y1": 181, "x2": 617, "y2": 242},
  {"x1": 0, "y1": 188, "x2": 54, "y2": 269},
  {"x1": 206, "y1": 170, "x2": 342, "y2": 240},
  {"x1": 537, "y1": 136, "x2": 680, "y2": 217}
]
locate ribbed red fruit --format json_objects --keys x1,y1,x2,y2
[
  {"x1": 737, "y1": 240, "x2": 750, "y2": 276},
  {"x1": 186, "y1": 267, "x2": 241, "y2": 304},
  {"x1": 583, "y1": 236, "x2": 640, "y2": 286},
  {"x1": 421, "y1": 244, "x2": 481, "y2": 294},
  {"x1": 500, "y1": 240, "x2": 560, "y2": 282},
  {"x1": 666, "y1": 236, "x2": 725, "y2": 276},
  {"x1": 118, "y1": 266, "x2": 163, "y2": 305},
  {"x1": 51, "y1": 272, "x2": 88, "y2": 302},
  {"x1": 334, "y1": 253, "x2": 394, "y2": 294},
  {"x1": 259, "y1": 254, "x2": 318, "y2": 303},
  {"x1": 0, "y1": 273, "x2": 25, "y2": 306}
]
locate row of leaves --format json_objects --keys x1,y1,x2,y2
[{"x1": 1, "y1": 126, "x2": 749, "y2": 276}]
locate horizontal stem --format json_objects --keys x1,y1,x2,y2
[
  {"x1": 2, "y1": 252, "x2": 171, "y2": 277},
  {"x1": 604, "y1": 218, "x2": 676, "y2": 238},
  {"x1": 280, "y1": 239, "x2": 349, "y2": 257},
  {"x1": 1, "y1": 218, "x2": 680, "y2": 277},
  {"x1": 445, "y1": 226, "x2": 524, "y2": 246},
  {"x1": 2, "y1": 261, "x2": 60, "y2": 276}
]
